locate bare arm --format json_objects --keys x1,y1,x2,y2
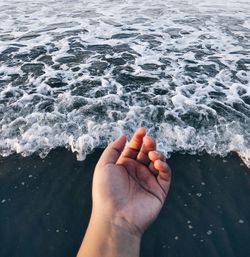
[
  {"x1": 77, "y1": 212, "x2": 140, "y2": 257},
  {"x1": 77, "y1": 128, "x2": 171, "y2": 257}
]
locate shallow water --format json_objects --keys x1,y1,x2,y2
[
  {"x1": 0, "y1": 0, "x2": 250, "y2": 166},
  {"x1": 0, "y1": 149, "x2": 249, "y2": 257}
]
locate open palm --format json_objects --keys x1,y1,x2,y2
[{"x1": 92, "y1": 128, "x2": 171, "y2": 236}]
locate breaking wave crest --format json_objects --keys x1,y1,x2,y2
[{"x1": 0, "y1": 0, "x2": 250, "y2": 167}]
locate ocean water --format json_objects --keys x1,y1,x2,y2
[{"x1": 0, "y1": 0, "x2": 250, "y2": 167}]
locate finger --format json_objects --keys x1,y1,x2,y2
[
  {"x1": 148, "y1": 151, "x2": 166, "y2": 175},
  {"x1": 154, "y1": 160, "x2": 171, "y2": 194},
  {"x1": 148, "y1": 150, "x2": 166, "y2": 163},
  {"x1": 149, "y1": 161, "x2": 158, "y2": 175},
  {"x1": 120, "y1": 127, "x2": 146, "y2": 159},
  {"x1": 98, "y1": 134, "x2": 127, "y2": 166},
  {"x1": 137, "y1": 136, "x2": 156, "y2": 165}
]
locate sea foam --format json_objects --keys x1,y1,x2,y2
[{"x1": 0, "y1": 0, "x2": 250, "y2": 167}]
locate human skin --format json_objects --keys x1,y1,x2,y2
[{"x1": 77, "y1": 128, "x2": 171, "y2": 257}]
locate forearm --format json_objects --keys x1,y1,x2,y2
[{"x1": 77, "y1": 212, "x2": 141, "y2": 257}]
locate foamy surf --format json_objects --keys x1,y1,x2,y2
[{"x1": 0, "y1": 0, "x2": 249, "y2": 167}]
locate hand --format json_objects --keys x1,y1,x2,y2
[{"x1": 91, "y1": 128, "x2": 171, "y2": 238}]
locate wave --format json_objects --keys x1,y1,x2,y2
[{"x1": 0, "y1": 0, "x2": 250, "y2": 168}]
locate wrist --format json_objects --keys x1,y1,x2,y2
[
  {"x1": 92, "y1": 209, "x2": 142, "y2": 239},
  {"x1": 78, "y1": 211, "x2": 141, "y2": 257},
  {"x1": 91, "y1": 210, "x2": 142, "y2": 241}
]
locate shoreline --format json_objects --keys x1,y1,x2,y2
[{"x1": 0, "y1": 148, "x2": 250, "y2": 257}]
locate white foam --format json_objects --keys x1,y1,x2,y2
[
  {"x1": 206, "y1": 230, "x2": 213, "y2": 235},
  {"x1": 0, "y1": 0, "x2": 249, "y2": 168}
]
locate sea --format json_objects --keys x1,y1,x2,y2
[
  {"x1": 0, "y1": 0, "x2": 250, "y2": 167},
  {"x1": 1, "y1": 1, "x2": 250, "y2": 257}
]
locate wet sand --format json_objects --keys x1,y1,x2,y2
[{"x1": 0, "y1": 149, "x2": 249, "y2": 257}]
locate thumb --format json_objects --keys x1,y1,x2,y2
[{"x1": 98, "y1": 134, "x2": 127, "y2": 166}]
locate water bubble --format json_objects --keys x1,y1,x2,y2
[{"x1": 207, "y1": 230, "x2": 213, "y2": 235}]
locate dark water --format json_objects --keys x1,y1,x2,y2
[{"x1": 0, "y1": 150, "x2": 249, "y2": 257}]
